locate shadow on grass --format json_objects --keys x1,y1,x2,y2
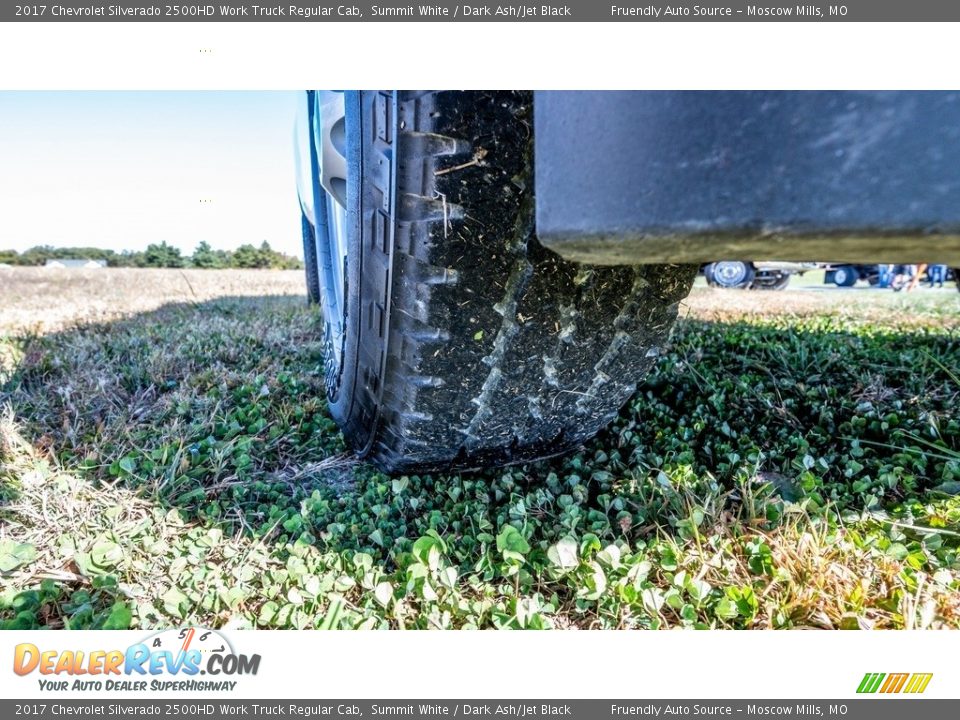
[{"x1": 1, "y1": 293, "x2": 959, "y2": 628}]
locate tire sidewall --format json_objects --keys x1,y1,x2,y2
[
  {"x1": 301, "y1": 212, "x2": 321, "y2": 304},
  {"x1": 323, "y1": 91, "x2": 364, "y2": 423}
]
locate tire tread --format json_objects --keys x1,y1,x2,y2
[{"x1": 336, "y1": 91, "x2": 695, "y2": 473}]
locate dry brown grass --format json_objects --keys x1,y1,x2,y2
[
  {"x1": 4, "y1": 267, "x2": 957, "y2": 336},
  {"x1": 683, "y1": 284, "x2": 960, "y2": 329},
  {"x1": 1, "y1": 267, "x2": 305, "y2": 334}
]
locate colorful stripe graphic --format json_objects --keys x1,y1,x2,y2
[{"x1": 857, "y1": 672, "x2": 933, "y2": 694}]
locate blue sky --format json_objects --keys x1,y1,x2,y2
[{"x1": 0, "y1": 91, "x2": 304, "y2": 257}]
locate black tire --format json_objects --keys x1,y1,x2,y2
[
  {"x1": 302, "y1": 212, "x2": 321, "y2": 304},
  {"x1": 704, "y1": 261, "x2": 755, "y2": 289},
  {"x1": 832, "y1": 265, "x2": 858, "y2": 287},
  {"x1": 953, "y1": 268, "x2": 960, "y2": 292},
  {"x1": 304, "y1": 91, "x2": 696, "y2": 473},
  {"x1": 703, "y1": 264, "x2": 718, "y2": 287}
]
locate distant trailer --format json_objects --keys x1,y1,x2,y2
[{"x1": 44, "y1": 259, "x2": 106, "y2": 269}]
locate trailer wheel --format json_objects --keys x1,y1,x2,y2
[
  {"x1": 704, "y1": 261, "x2": 755, "y2": 289},
  {"x1": 300, "y1": 91, "x2": 696, "y2": 473},
  {"x1": 832, "y1": 265, "x2": 858, "y2": 287}
]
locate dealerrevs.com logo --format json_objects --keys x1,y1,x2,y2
[{"x1": 13, "y1": 628, "x2": 261, "y2": 692}]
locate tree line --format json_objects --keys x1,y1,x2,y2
[{"x1": 0, "y1": 241, "x2": 303, "y2": 270}]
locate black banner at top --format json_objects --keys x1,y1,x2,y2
[{"x1": 3, "y1": 0, "x2": 960, "y2": 22}]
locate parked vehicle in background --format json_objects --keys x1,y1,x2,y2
[
  {"x1": 702, "y1": 261, "x2": 817, "y2": 290},
  {"x1": 824, "y1": 264, "x2": 960, "y2": 290}
]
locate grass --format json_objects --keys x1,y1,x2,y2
[{"x1": 1, "y1": 267, "x2": 959, "y2": 630}]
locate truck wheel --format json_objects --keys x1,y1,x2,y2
[
  {"x1": 301, "y1": 90, "x2": 696, "y2": 473},
  {"x1": 704, "y1": 261, "x2": 755, "y2": 289},
  {"x1": 832, "y1": 265, "x2": 858, "y2": 287},
  {"x1": 954, "y1": 268, "x2": 960, "y2": 292}
]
